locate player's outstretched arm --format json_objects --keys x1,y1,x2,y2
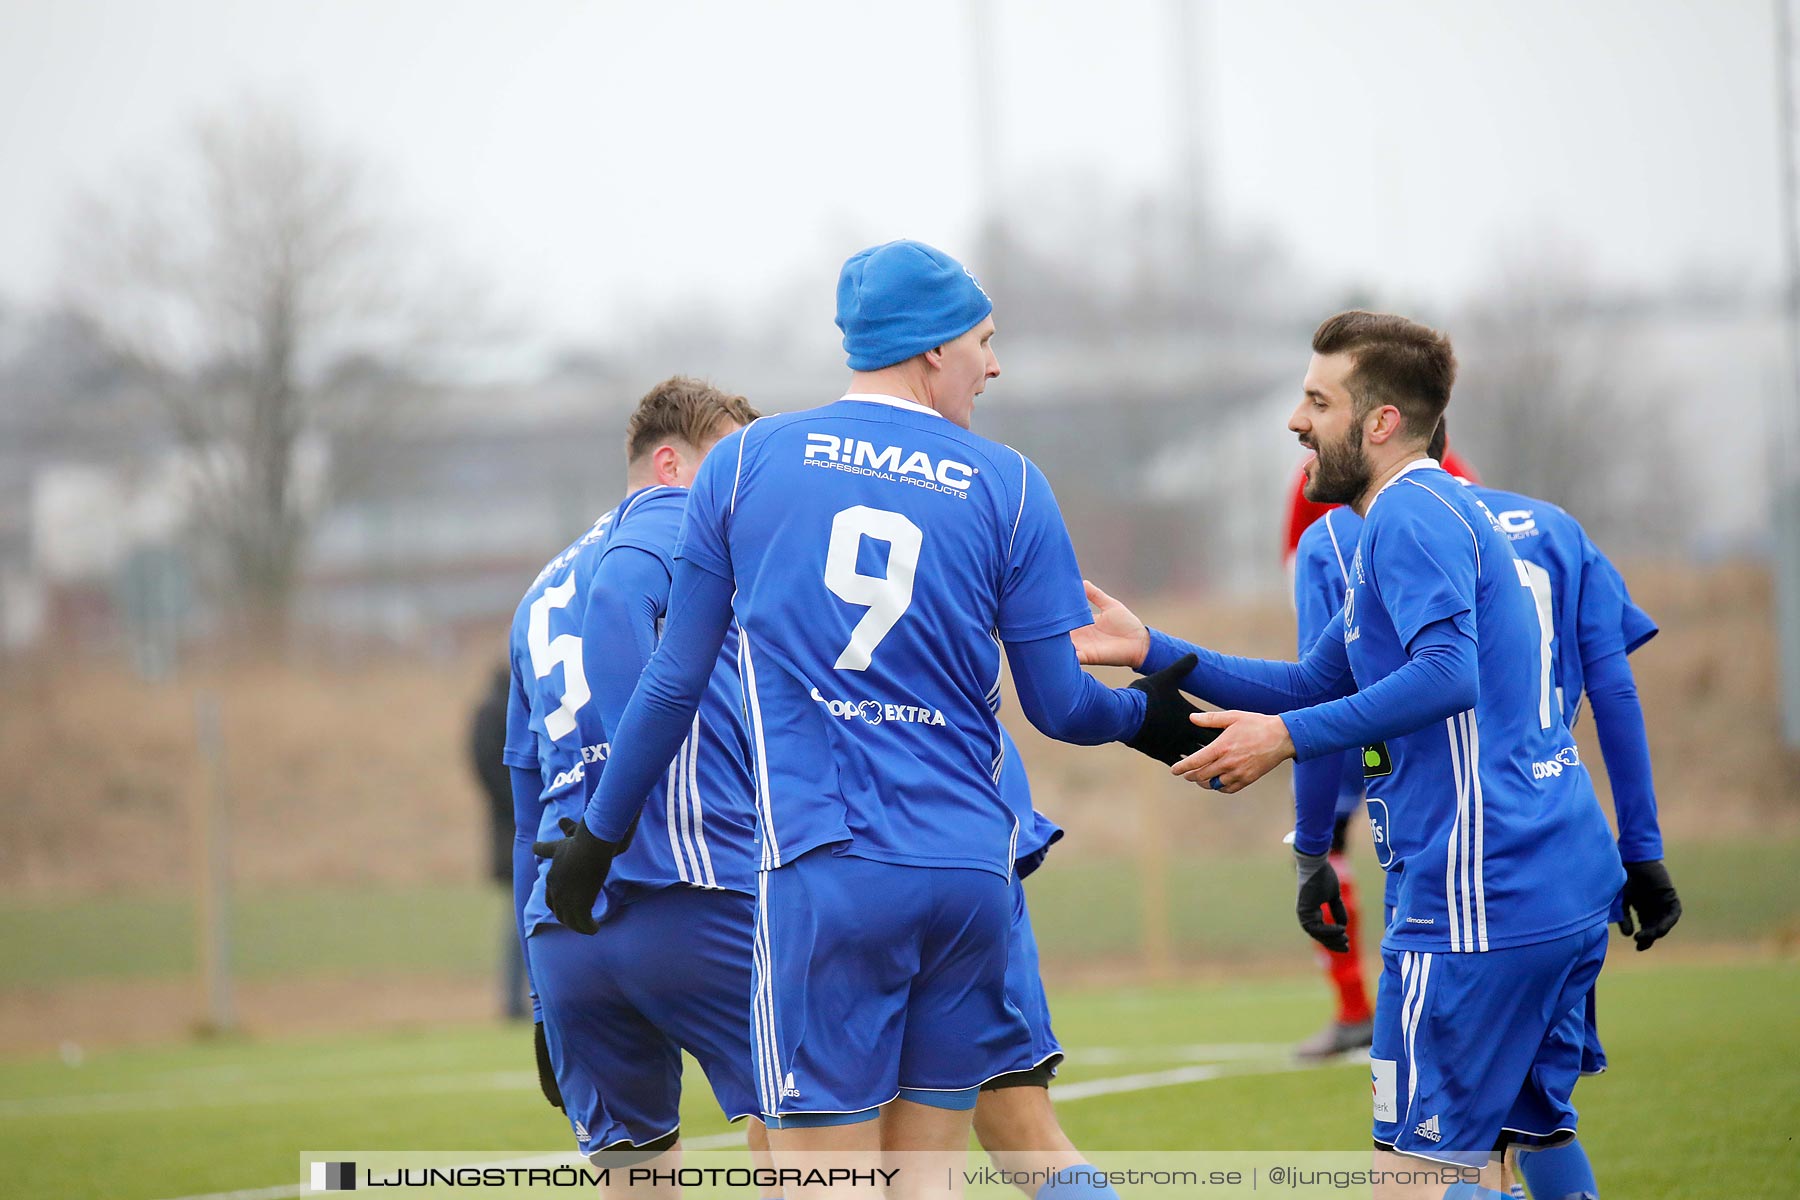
[
  {"x1": 1009, "y1": 633, "x2": 1218, "y2": 765},
  {"x1": 1071, "y1": 579, "x2": 1150, "y2": 668},
  {"x1": 1173, "y1": 617, "x2": 1477, "y2": 793},
  {"x1": 1007, "y1": 631, "x2": 1147, "y2": 745}
]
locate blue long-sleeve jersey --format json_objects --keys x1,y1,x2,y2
[
  {"x1": 1287, "y1": 484, "x2": 1663, "y2": 865},
  {"x1": 503, "y1": 485, "x2": 757, "y2": 936},
  {"x1": 580, "y1": 394, "x2": 1145, "y2": 879},
  {"x1": 1148, "y1": 460, "x2": 1622, "y2": 953}
]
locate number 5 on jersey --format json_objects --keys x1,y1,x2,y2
[
  {"x1": 824, "y1": 505, "x2": 922, "y2": 671},
  {"x1": 528, "y1": 575, "x2": 590, "y2": 740}
]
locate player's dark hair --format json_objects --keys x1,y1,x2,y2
[
  {"x1": 625, "y1": 376, "x2": 760, "y2": 462},
  {"x1": 1311, "y1": 311, "x2": 1456, "y2": 447},
  {"x1": 1428, "y1": 417, "x2": 1448, "y2": 461}
]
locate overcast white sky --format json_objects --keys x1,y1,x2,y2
[{"x1": 0, "y1": 0, "x2": 1784, "y2": 349}]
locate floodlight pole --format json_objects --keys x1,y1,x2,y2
[
  {"x1": 1774, "y1": 0, "x2": 1800, "y2": 747},
  {"x1": 969, "y1": 0, "x2": 1001, "y2": 279}
]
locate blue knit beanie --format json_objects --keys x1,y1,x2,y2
[{"x1": 835, "y1": 240, "x2": 993, "y2": 371}]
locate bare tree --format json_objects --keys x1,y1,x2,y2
[
  {"x1": 1451, "y1": 247, "x2": 1683, "y2": 552},
  {"x1": 61, "y1": 100, "x2": 482, "y2": 631}
]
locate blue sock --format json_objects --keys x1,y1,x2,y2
[
  {"x1": 1034, "y1": 1166, "x2": 1120, "y2": 1200},
  {"x1": 1440, "y1": 1186, "x2": 1508, "y2": 1199},
  {"x1": 1517, "y1": 1138, "x2": 1598, "y2": 1199}
]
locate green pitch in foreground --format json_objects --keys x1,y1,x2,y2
[{"x1": 0, "y1": 958, "x2": 1792, "y2": 1200}]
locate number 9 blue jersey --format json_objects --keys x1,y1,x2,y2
[{"x1": 674, "y1": 395, "x2": 1094, "y2": 877}]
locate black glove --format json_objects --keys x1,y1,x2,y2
[
  {"x1": 1295, "y1": 850, "x2": 1350, "y2": 953},
  {"x1": 1124, "y1": 653, "x2": 1218, "y2": 765},
  {"x1": 533, "y1": 1020, "x2": 563, "y2": 1110},
  {"x1": 1617, "y1": 859, "x2": 1681, "y2": 951},
  {"x1": 532, "y1": 817, "x2": 620, "y2": 935}
]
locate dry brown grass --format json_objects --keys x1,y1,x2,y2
[{"x1": 1, "y1": 562, "x2": 1793, "y2": 899}]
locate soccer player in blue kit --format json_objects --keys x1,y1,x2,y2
[
  {"x1": 1076, "y1": 312, "x2": 1625, "y2": 1199},
  {"x1": 533, "y1": 240, "x2": 1204, "y2": 1196},
  {"x1": 504, "y1": 379, "x2": 770, "y2": 1171},
  {"x1": 1283, "y1": 422, "x2": 1682, "y2": 1199}
]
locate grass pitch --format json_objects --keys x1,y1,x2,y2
[{"x1": 0, "y1": 957, "x2": 1793, "y2": 1200}]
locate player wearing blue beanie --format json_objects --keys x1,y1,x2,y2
[
  {"x1": 836, "y1": 239, "x2": 994, "y2": 372},
  {"x1": 536, "y1": 235, "x2": 1207, "y2": 1185}
]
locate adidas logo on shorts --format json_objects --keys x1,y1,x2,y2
[
  {"x1": 574, "y1": 1121, "x2": 589, "y2": 1142},
  {"x1": 781, "y1": 1072, "x2": 801, "y2": 1099},
  {"x1": 1414, "y1": 1114, "x2": 1442, "y2": 1143}
]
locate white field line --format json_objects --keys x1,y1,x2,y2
[
  {"x1": 8, "y1": 1045, "x2": 1308, "y2": 1120},
  {"x1": 1074, "y1": 1042, "x2": 1295, "y2": 1065},
  {"x1": 143, "y1": 1049, "x2": 1332, "y2": 1200}
]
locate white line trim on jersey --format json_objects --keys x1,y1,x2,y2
[
  {"x1": 751, "y1": 871, "x2": 772, "y2": 1114},
  {"x1": 687, "y1": 720, "x2": 717, "y2": 887},
  {"x1": 736, "y1": 624, "x2": 780, "y2": 869},
  {"x1": 1443, "y1": 717, "x2": 1465, "y2": 952},
  {"x1": 672, "y1": 719, "x2": 704, "y2": 885},
  {"x1": 729, "y1": 419, "x2": 758, "y2": 515},
  {"x1": 665, "y1": 747, "x2": 690, "y2": 885},
  {"x1": 1467, "y1": 713, "x2": 1488, "y2": 951},
  {"x1": 1400, "y1": 478, "x2": 1481, "y2": 575},
  {"x1": 1456, "y1": 714, "x2": 1473, "y2": 953},
  {"x1": 1007, "y1": 447, "x2": 1029, "y2": 557},
  {"x1": 1322, "y1": 509, "x2": 1350, "y2": 583},
  {"x1": 1397, "y1": 952, "x2": 1420, "y2": 1122},
  {"x1": 1399, "y1": 951, "x2": 1431, "y2": 1135},
  {"x1": 618, "y1": 484, "x2": 683, "y2": 525},
  {"x1": 840, "y1": 392, "x2": 941, "y2": 417},
  {"x1": 753, "y1": 872, "x2": 783, "y2": 1115}
]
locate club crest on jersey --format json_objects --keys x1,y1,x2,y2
[
  {"x1": 802, "y1": 434, "x2": 977, "y2": 497},
  {"x1": 809, "y1": 686, "x2": 947, "y2": 727}
]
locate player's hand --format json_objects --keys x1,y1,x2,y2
[
  {"x1": 1295, "y1": 850, "x2": 1350, "y2": 953},
  {"x1": 1171, "y1": 711, "x2": 1295, "y2": 792},
  {"x1": 1124, "y1": 653, "x2": 1218, "y2": 765},
  {"x1": 534, "y1": 1020, "x2": 564, "y2": 1110},
  {"x1": 1072, "y1": 579, "x2": 1150, "y2": 668},
  {"x1": 1617, "y1": 859, "x2": 1681, "y2": 951},
  {"x1": 533, "y1": 817, "x2": 619, "y2": 936}
]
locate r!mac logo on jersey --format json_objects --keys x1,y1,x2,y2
[
  {"x1": 802, "y1": 434, "x2": 977, "y2": 496},
  {"x1": 809, "y1": 687, "x2": 947, "y2": 727}
]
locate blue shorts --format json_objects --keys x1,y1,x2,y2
[
  {"x1": 529, "y1": 886, "x2": 759, "y2": 1158},
  {"x1": 997, "y1": 874, "x2": 1064, "y2": 1078},
  {"x1": 1579, "y1": 986, "x2": 1607, "y2": 1076},
  {"x1": 752, "y1": 847, "x2": 1032, "y2": 1121},
  {"x1": 1371, "y1": 922, "x2": 1608, "y2": 1167}
]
